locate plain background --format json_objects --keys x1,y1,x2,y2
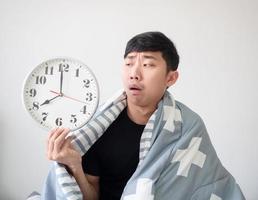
[{"x1": 0, "y1": 0, "x2": 257, "y2": 199}]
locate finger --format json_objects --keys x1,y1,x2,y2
[
  {"x1": 63, "y1": 135, "x2": 74, "y2": 149},
  {"x1": 46, "y1": 127, "x2": 58, "y2": 150},
  {"x1": 53, "y1": 128, "x2": 70, "y2": 154},
  {"x1": 47, "y1": 127, "x2": 65, "y2": 157}
]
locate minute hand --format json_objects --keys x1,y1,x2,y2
[{"x1": 60, "y1": 70, "x2": 63, "y2": 94}]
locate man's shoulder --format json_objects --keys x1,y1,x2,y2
[{"x1": 175, "y1": 100, "x2": 205, "y2": 130}]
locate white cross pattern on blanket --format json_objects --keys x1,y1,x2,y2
[
  {"x1": 163, "y1": 105, "x2": 182, "y2": 132},
  {"x1": 210, "y1": 193, "x2": 222, "y2": 200},
  {"x1": 163, "y1": 105, "x2": 175, "y2": 132},
  {"x1": 123, "y1": 178, "x2": 154, "y2": 200},
  {"x1": 171, "y1": 137, "x2": 206, "y2": 177}
]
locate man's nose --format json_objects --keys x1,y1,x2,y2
[{"x1": 130, "y1": 64, "x2": 141, "y2": 80}]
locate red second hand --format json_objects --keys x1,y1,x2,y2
[{"x1": 49, "y1": 90, "x2": 88, "y2": 104}]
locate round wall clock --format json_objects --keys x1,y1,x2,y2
[{"x1": 22, "y1": 58, "x2": 99, "y2": 131}]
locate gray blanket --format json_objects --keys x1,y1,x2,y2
[{"x1": 39, "y1": 91, "x2": 245, "y2": 200}]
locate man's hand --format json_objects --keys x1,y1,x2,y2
[
  {"x1": 46, "y1": 127, "x2": 81, "y2": 173},
  {"x1": 47, "y1": 127, "x2": 100, "y2": 200}
]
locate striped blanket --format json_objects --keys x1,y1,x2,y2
[{"x1": 37, "y1": 90, "x2": 245, "y2": 200}]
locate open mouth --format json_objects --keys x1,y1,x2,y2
[
  {"x1": 130, "y1": 87, "x2": 141, "y2": 90},
  {"x1": 128, "y1": 84, "x2": 143, "y2": 94},
  {"x1": 129, "y1": 84, "x2": 142, "y2": 91}
]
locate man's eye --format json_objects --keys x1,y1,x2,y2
[
  {"x1": 125, "y1": 63, "x2": 132, "y2": 66},
  {"x1": 143, "y1": 63, "x2": 155, "y2": 67}
]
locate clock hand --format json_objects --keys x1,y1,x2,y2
[
  {"x1": 49, "y1": 90, "x2": 89, "y2": 105},
  {"x1": 40, "y1": 94, "x2": 61, "y2": 106},
  {"x1": 60, "y1": 69, "x2": 63, "y2": 94}
]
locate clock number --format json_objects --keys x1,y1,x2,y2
[
  {"x1": 45, "y1": 66, "x2": 54, "y2": 75},
  {"x1": 83, "y1": 79, "x2": 90, "y2": 88},
  {"x1": 55, "y1": 118, "x2": 62, "y2": 126},
  {"x1": 42, "y1": 112, "x2": 48, "y2": 121},
  {"x1": 80, "y1": 105, "x2": 87, "y2": 114},
  {"x1": 32, "y1": 102, "x2": 39, "y2": 110},
  {"x1": 59, "y1": 63, "x2": 69, "y2": 72},
  {"x1": 86, "y1": 92, "x2": 93, "y2": 101},
  {"x1": 29, "y1": 88, "x2": 37, "y2": 97},
  {"x1": 70, "y1": 114, "x2": 77, "y2": 123},
  {"x1": 35, "y1": 76, "x2": 47, "y2": 85}
]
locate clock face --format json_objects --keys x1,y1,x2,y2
[{"x1": 23, "y1": 58, "x2": 99, "y2": 131}]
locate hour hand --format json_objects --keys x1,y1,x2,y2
[{"x1": 40, "y1": 95, "x2": 61, "y2": 106}]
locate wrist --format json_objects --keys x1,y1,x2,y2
[{"x1": 68, "y1": 162, "x2": 83, "y2": 176}]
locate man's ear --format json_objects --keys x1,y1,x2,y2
[{"x1": 166, "y1": 70, "x2": 179, "y2": 87}]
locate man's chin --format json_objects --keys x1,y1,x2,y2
[{"x1": 126, "y1": 96, "x2": 147, "y2": 107}]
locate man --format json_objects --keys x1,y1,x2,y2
[{"x1": 46, "y1": 32, "x2": 245, "y2": 200}]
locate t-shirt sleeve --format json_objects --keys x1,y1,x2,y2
[{"x1": 81, "y1": 143, "x2": 101, "y2": 176}]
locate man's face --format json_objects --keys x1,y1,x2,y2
[{"x1": 122, "y1": 51, "x2": 178, "y2": 108}]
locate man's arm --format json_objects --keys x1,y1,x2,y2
[
  {"x1": 71, "y1": 167, "x2": 100, "y2": 200},
  {"x1": 47, "y1": 127, "x2": 100, "y2": 200}
]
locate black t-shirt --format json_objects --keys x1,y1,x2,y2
[{"x1": 82, "y1": 108, "x2": 145, "y2": 200}]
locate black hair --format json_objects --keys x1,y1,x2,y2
[{"x1": 124, "y1": 31, "x2": 179, "y2": 71}]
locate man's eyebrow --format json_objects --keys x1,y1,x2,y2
[
  {"x1": 142, "y1": 55, "x2": 157, "y2": 60},
  {"x1": 126, "y1": 55, "x2": 136, "y2": 59},
  {"x1": 125, "y1": 54, "x2": 157, "y2": 60}
]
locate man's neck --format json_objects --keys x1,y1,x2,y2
[{"x1": 126, "y1": 102, "x2": 157, "y2": 125}]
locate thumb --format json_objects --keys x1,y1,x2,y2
[{"x1": 63, "y1": 135, "x2": 75, "y2": 149}]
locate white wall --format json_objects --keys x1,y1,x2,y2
[{"x1": 0, "y1": 0, "x2": 257, "y2": 199}]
